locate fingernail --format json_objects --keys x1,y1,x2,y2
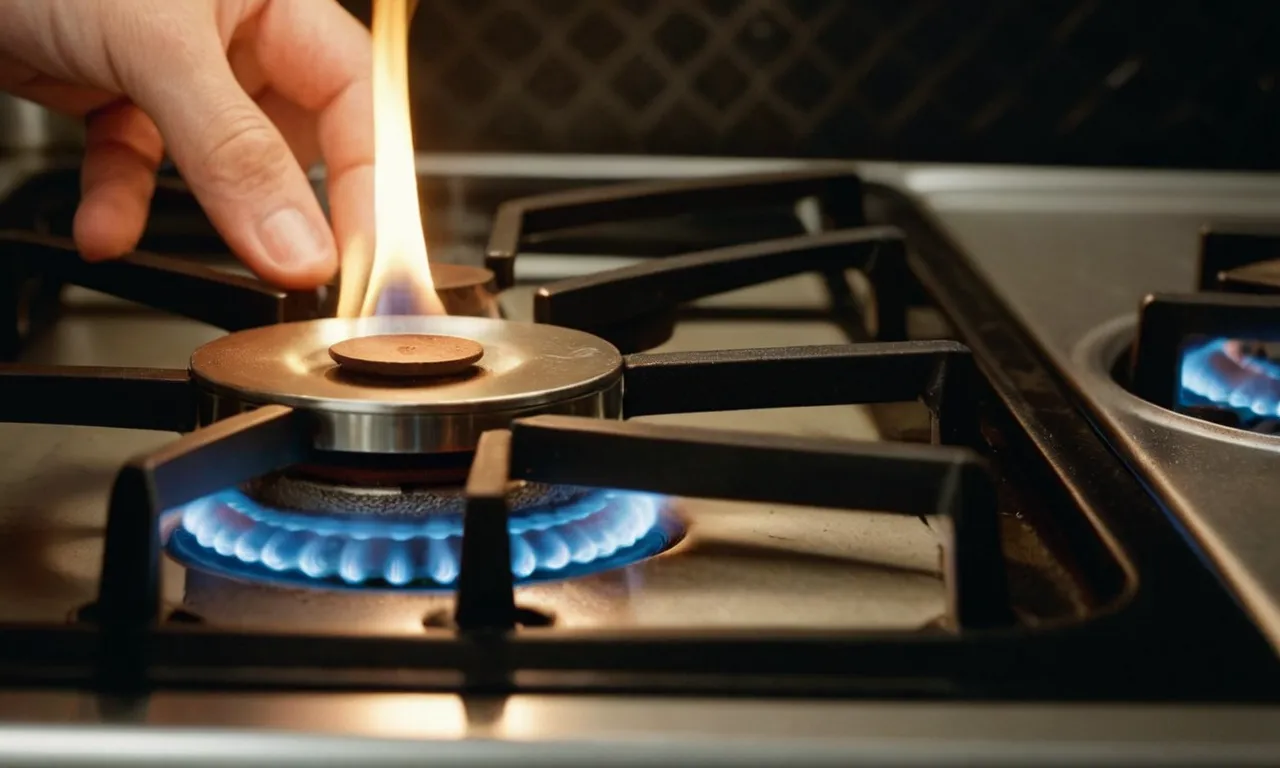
[{"x1": 259, "y1": 207, "x2": 335, "y2": 271}]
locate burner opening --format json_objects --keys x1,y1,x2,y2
[
  {"x1": 1178, "y1": 336, "x2": 1280, "y2": 432},
  {"x1": 162, "y1": 484, "x2": 680, "y2": 592}
]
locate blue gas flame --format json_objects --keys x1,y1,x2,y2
[
  {"x1": 163, "y1": 487, "x2": 672, "y2": 591},
  {"x1": 1180, "y1": 338, "x2": 1280, "y2": 419}
]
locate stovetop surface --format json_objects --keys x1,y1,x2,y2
[
  {"x1": 912, "y1": 166, "x2": 1280, "y2": 652},
  {"x1": 0, "y1": 169, "x2": 943, "y2": 635},
  {"x1": 0, "y1": 152, "x2": 1277, "y2": 764}
]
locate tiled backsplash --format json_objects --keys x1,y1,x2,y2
[{"x1": 341, "y1": 0, "x2": 1280, "y2": 169}]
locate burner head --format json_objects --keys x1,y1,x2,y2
[
  {"x1": 243, "y1": 473, "x2": 589, "y2": 518},
  {"x1": 190, "y1": 316, "x2": 622, "y2": 453},
  {"x1": 1180, "y1": 339, "x2": 1280, "y2": 425},
  {"x1": 328, "y1": 334, "x2": 484, "y2": 378},
  {"x1": 163, "y1": 485, "x2": 678, "y2": 591}
]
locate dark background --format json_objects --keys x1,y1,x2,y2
[{"x1": 339, "y1": 0, "x2": 1280, "y2": 170}]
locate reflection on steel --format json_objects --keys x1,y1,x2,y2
[{"x1": 164, "y1": 487, "x2": 672, "y2": 590}]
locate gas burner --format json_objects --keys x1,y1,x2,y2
[
  {"x1": 165, "y1": 473, "x2": 680, "y2": 591},
  {"x1": 1, "y1": 166, "x2": 1118, "y2": 697},
  {"x1": 191, "y1": 315, "x2": 624, "y2": 453},
  {"x1": 1127, "y1": 228, "x2": 1280, "y2": 434},
  {"x1": 1180, "y1": 339, "x2": 1280, "y2": 422},
  {"x1": 156, "y1": 313, "x2": 665, "y2": 590},
  {"x1": 162, "y1": 485, "x2": 675, "y2": 591}
]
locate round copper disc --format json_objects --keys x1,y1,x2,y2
[{"x1": 328, "y1": 334, "x2": 484, "y2": 378}]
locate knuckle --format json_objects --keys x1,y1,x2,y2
[
  {"x1": 200, "y1": 106, "x2": 291, "y2": 198},
  {"x1": 107, "y1": 3, "x2": 201, "y2": 86}
]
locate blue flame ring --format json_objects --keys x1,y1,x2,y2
[
  {"x1": 164, "y1": 487, "x2": 673, "y2": 591},
  {"x1": 1180, "y1": 339, "x2": 1280, "y2": 418}
]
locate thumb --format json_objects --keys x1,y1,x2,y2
[{"x1": 125, "y1": 30, "x2": 337, "y2": 289}]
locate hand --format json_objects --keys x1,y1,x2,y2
[{"x1": 0, "y1": 0, "x2": 373, "y2": 290}]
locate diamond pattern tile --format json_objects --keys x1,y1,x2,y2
[
  {"x1": 775, "y1": 57, "x2": 831, "y2": 112},
  {"x1": 694, "y1": 56, "x2": 750, "y2": 112},
  {"x1": 478, "y1": 7, "x2": 541, "y2": 63},
  {"x1": 527, "y1": 56, "x2": 582, "y2": 109},
  {"x1": 340, "y1": 0, "x2": 1280, "y2": 169},
  {"x1": 654, "y1": 12, "x2": 709, "y2": 65},
  {"x1": 612, "y1": 55, "x2": 666, "y2": 111},
  {"x1": 438, "y1": 52, "x2": 497, "y2": 106},
  {"x1": 734, "y1": 9, "x2": 793, "y2": 66},
  {"x1": 569, "y1": 12, "x2": 626, "y2": 64}
]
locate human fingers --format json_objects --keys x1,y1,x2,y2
[
  {"x1": 251, "y1": 0, "x2": 374, "y2": 279},
  {"x1": 73, "y1": 101, "x2": 164, "y2": 261},
  {"x1": 256, "y1": 88, "x2": 322, "y2": 170},
  {"x1": 225, "y1": 30, "x2": 321, "y2": 169},
  {"x1": 120, "y1": 5, "x2": 337, "y2": 289}
]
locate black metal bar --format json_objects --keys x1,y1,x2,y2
[
  {"x1": 454, "y1": 429, "x2": 518, "y2": 632},
  {"x1": 0, "y1": 261, "x2": 62, "y2": 362},
  {"x1": 95, "y1": 405, "x2": 313, "y2": 629},
  {"x1": 622, "y1": 341, "x2": 971, "y2": 441},
  {"x1": 1129, "y1": 291, "x2": 1280, "y2": 408},
  {"x1": 507, "y1": 414, "x2": 1010, "y2": 629},
  {"x1": 101, "y1": 625, "x2": 976, "y2": 682},
  {"x1": 487, "y1": 169, "x2": 865, "y2": 289},
  {"x1": 865, "y1": 235, "x2": 911, "y2": 342},
  {"x1": 675, "y1": 306, "x2": 838, "y2": 322},
  {"x1": 36, "y1": 614, "x2": 1257, "y2": 699},
  {"x1": 922, "y1": 349, "x2": 980, "y2": 447},
  {"x1": 534, "y1": 228, "x2": 909, "y2": 352},
  {"x1": 1198, "y1": 228, "x2": 1280, "y2": 290},
  {"x1": 818, "y1": 268, "x2": 873, "y2": 343},
  {"x1": 0, "y1": 231, "x2": 320, "y2": 331},
  {"x1": 0, "y1": 365, "x2": 195, "y2": 432}
]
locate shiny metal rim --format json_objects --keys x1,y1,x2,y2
[
  {"x1": 198, "y1": 379, "x2": 622, "y2": 454},
  {"x1": 189, "y1": 316, "x2": 623, "y2": 416}
]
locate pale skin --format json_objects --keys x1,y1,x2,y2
[{"x1": 0, "y1": 0, "x2": 374, "y2": 290}]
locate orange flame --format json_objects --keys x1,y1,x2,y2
[{"x1": 337, "y1": 0, "x2": 443, "y2": 317}]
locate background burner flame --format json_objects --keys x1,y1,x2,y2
[
  {"x1": 1180, "y1": 338, "x2": 1280, "y2": 419},
  {"x1": 164, "y1": 488, "x2": 673, "y2": 590},
  {"x1": 336, "y1": 0, "x2": 444, "y2": 318}
]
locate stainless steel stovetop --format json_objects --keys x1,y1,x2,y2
[
  {"x1": 910, "y1": 166, "x2": 1280, "y2": 651},
  {"x1": 0, "y1": 152, "x2": 1277, "y2": 766}
]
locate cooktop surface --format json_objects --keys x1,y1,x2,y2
[{"x1": 0, "y1": 153, "x2": 1275, "y2": 766}]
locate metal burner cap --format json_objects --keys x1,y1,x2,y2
[{"x1": 190, "y1": 316, "x2": 622, "y2": 454}]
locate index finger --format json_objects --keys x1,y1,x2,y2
[{"x1": 253, "y1": 0, "x2": 374, "y2": 285}]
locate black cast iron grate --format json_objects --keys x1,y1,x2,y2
[{"x1": 0, "y1": 168, "x2": 1274, "y2": 701}]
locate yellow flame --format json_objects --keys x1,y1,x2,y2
[{"x1": 337, "y1": 0, "x2": 443, "y2": 317}]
